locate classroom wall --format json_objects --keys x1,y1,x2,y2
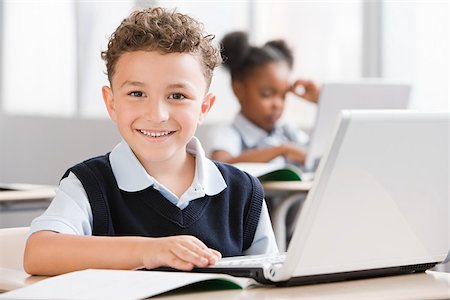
[
  {"x1": 0, "y1": 115, "x2": 120, "y2": 185},
  {"x1": 0, "y1": 115, "x2": 215, "y2": 185},
  {"x1": 2, "y1": 2, "x2": 447, "y2": 186}
]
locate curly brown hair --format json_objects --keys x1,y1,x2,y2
[{"x1": 101, "y1": 7, "x2": 222, "y2": 88}]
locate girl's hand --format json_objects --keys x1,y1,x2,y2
[
  {"x1": 282, "y1": 143, "x2": 307, "y2": 165},
  {"x1": 140, "y1": 235, "x2": 222, "y2": 271},
  {"x1": 290, "y1": 79, "x2": 320, "y2": 103}
]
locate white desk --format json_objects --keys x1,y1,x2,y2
[
  {"x1": 0, "y1": 183, "x2": 55, "y2": 203},
  {"x1": 1, "y1": 267, "x2": 448, "y2": 299},
  {"x1": 262, "y1": 181, "x2": 312, "y2": 251},
  {"x1": 0, "y1": 268, "x2": 45, "y2": 292},
  {"x1": 0, "y1": 183, "x2": 55, "y2": 228},
  {"x1": 159, "y1": 271, "x2": 450, "y2": 300}
]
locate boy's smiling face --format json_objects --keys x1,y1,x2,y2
[{"x1": 102, "y1": 50, "x2": 214, "y2": 167}]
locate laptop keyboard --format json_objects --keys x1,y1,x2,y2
[{"x1": 215, "y1": 253, "x2": 286, "y2": 267}]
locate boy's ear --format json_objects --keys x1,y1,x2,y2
[
  {"x1": 198, "y1": 93, "x2": 215, "y2": 125},
  {"x1": 102, "y1": 86, "x2": 117, "y2": 122}
]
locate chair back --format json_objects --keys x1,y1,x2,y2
[{"x1": 0, "y1": 227, "x2": 29, "y2": 270}]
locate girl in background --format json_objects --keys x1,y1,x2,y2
[{"x1": 208, "y1": 31, "x2": 320, "y2": 166}]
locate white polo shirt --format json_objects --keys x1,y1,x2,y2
[
  {"x1": 30, "y1": 137, "x2": 278, "y2": 255},
  {"x1": 205, "y1": 113, "x2": 309, "y2": 164}
]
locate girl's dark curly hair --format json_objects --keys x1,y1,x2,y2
[{"x1": 221, "y1": 31, "x2": 294, "y2": 81}]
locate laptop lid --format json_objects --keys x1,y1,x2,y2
[
  {"x1": 272, "y1": 110, "x2": 449, "y2": 282},
  {"x1": 304, "y1": 81, "x2": 411, "y2": 170}
]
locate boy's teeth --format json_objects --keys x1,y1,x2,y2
[{"x1": 140, "y1": 130, "x2": 172, "y2": 137}]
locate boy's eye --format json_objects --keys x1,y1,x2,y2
[
  {"x1": 168, "y1": 93, "x2": 186, "y2": 100},
  {"x1": 129, "y1": 91, "x2": 144, "y2": 97}
]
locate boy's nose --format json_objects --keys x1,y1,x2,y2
[{"x1": 144, "y1": 100, "x2": 169, "y2": 122}]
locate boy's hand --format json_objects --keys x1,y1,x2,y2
[
  {"x1": 290, "y1": 79, "x2": 320, "y2": 103},
  {"x1": 140, "y1": 235, "x2": 222, "y2": 271}
]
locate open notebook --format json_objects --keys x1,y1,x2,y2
[{"x1": 190, "y1": 110, "x2": 449, "y2": 286}]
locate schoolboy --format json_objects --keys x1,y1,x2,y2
[{"x1": 24, "y1": 7, "x2": 278, "y2": 276}]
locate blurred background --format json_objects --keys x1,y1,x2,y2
[{"x1": 0, "y1": 0, "x2": 448, "y2": 185}]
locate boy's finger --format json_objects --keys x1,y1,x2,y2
[
  {"x1": 188, "y1": 236, "x2": 209, "y2": 249},
  {"x1": 208, "y1": 249, "x2": 222, "y2": 264},
  {"x1": 167, "y1": 255, "x2": 194, "y2": 271},
  {"x1": 185, "y1": 237, "x2": 219, "y2": 259},
  {"x1": 193, "y1": 247, "x2": 219, "y2": 265},
  {"x1": 182, "y1": 236, "x2": 221, "y2": 264},
  {"x1": 171, "y1": 246, "x2": 209, "y2": 267},
  {"x1": 211, "y1": 249, "x2": 222, "y2": 259}
]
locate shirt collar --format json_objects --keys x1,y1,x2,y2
[
  {"x1": 109, "y1": 137, "x2": 226, "y2": 196},
  {"x1": 186, "y1": 137, "x2": 227, "y2": 197},
  {"x1": 233, "y1": 113, "x2": 284, "y2": 148}
]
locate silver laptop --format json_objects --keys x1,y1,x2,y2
[
  {"x1": 304, "y1": 81, "x2": 411, "y2": 171},
  {"x1": 192, "y1": 110, "x2": 449, "y2": 286}
]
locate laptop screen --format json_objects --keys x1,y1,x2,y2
[
  {"x1": 305, "y1": 81, "x2": 411, "y2": 171},
  {"x1": 284, "y1": 110, "x2": 448, "y2": 278}
]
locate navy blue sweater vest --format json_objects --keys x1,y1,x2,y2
[{"x1": 62, "y1": 154, "x2": 264, "y2": 257}]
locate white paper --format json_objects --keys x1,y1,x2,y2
[{"x1": 0, "y1": 269, "x2": 254, "y2": 300}]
